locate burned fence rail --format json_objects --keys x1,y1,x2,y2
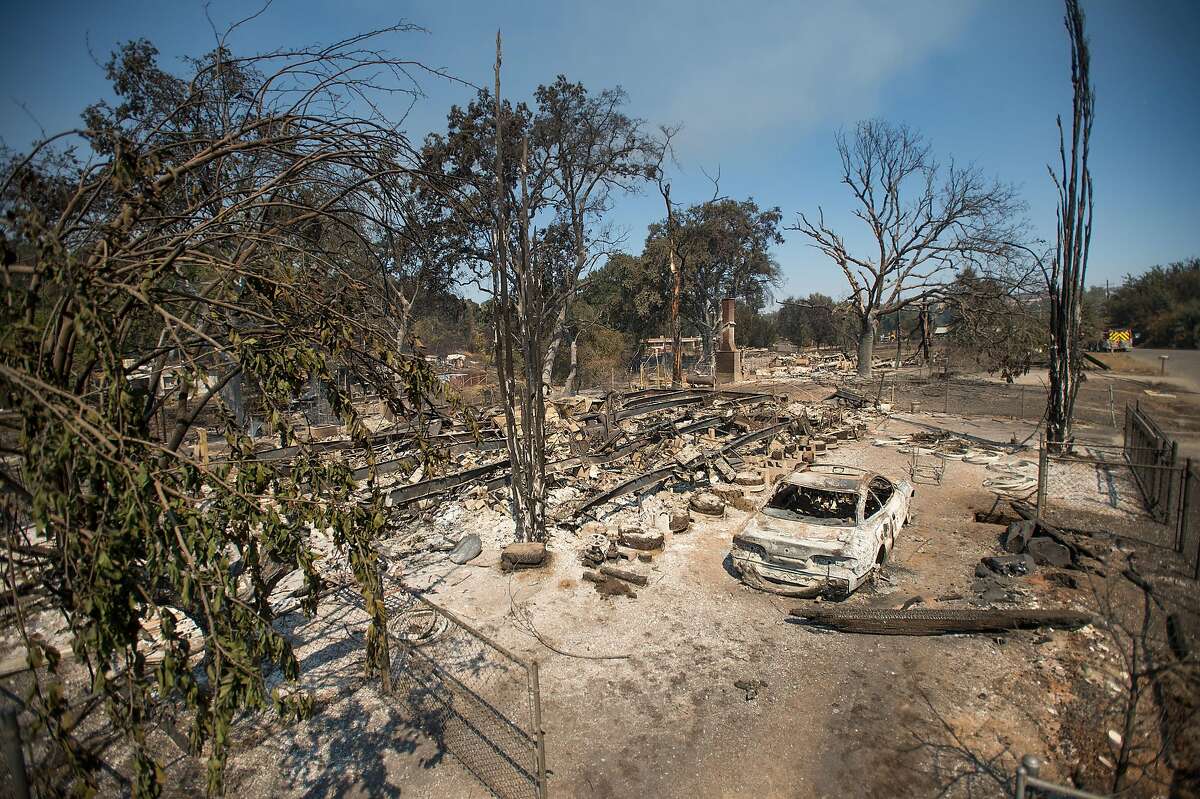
[
  {"x1": 789, "y1": 606, "x2": 1092, "y2": 635},
  {"x1": 1014, "y1": 755, "x2": 1107, "y2": 799},
  {"x1": 385, "y1": 589, "x2": 547, "y2": 799}
]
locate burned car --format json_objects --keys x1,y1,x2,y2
[{"x1": 729, "y1": 465, "x2": 913, "y2": 598}]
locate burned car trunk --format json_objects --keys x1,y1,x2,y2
[{"x1": 730, "y1": 465, "x2": 913, "y2": 598}]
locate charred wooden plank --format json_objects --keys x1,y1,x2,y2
[
  {"x1": 788, "y1": 606, "x2": 1093, "y2": 635},
  {"x1": 598, "y1": 565, "x2": 650, "y2": 586}
]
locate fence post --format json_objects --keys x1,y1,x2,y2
[
  {"x1": 1, "y1": 708, "x2": 29, "y2": 799},
  {"x1": 1123, "y1": 403, "x2": 1130, "y2": 454},
  {"x1": 1193, "y1": 464, "x2": 1200, "y2": 581},
  {"x1": 530, "y1": 659, "x2": 548, "y2": 798},
  {"x1": 1015, "y1": 754, "x2": 1040, "y2": 799},
  {"x1": 1036, "y1": 442, "x2": 1049, "y2": 521},
  {"x1": 1177, "y1": 458, "x2": 1191, "y2": 555}
]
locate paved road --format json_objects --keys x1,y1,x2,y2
[{"x1": 1125, "y1": 348, "x2": 1200, "y2": 392}]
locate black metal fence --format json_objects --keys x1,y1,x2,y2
[
  {"x1": 1124, "y1": 402, "x2": 1180, "y2": 524},
  {"x1": 1179, "y1": 462, "x2": 1200, "y2": 580},
  {"x1": 384, "y1": 588, "x2": 547, "y2": 799}
]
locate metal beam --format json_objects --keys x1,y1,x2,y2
[{"x1": 570, "y1": 463, "x2": 678, "y2": 521}]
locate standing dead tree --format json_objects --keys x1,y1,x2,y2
[
  {"x1": 650, "y1": 125, "x2": 685, "y2": 388},
  {"x1": 490, "y1": 33, "x2": 547, "y2": 543},
  {"x1": 461, "y1": 39, "x2": 657, "y2": 543},
  {"x1": 791, "y1": 120, "x2": 1020, "y2": 377},
  {"x1": 0, "y1": 28, "x2": 456, "y2": 796},
  {"x1": 1043, "y1": 0, "x2": 1095, "y2": 449}
]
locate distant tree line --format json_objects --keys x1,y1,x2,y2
[{"x1": 1106, "y1": 258, "x2": 1200, "y2": 348}]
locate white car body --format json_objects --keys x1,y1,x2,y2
[{"x1": 729, "y1": 465, "x2": 914, "y2": 598}]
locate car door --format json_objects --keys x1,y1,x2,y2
[{"x1": 867, "y1": 476, "x2": 899, "y2": 554}]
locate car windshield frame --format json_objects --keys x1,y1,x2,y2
[{"x1": 761, "y1": 482, "x2": 862, "y2": 526}]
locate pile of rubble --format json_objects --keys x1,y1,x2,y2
[
  {"x1": 144, "y1": 387, "x2": 887, "y2": 646},
  {"x1": 971, "y1": 502, "x2": 1107, "y2": 604},
  {"x1": 751, "y1": 352, "x2": 855, "y2": 384},
  {"x1": 366, "y1": 388, "x2": 888, "y2": 582}
]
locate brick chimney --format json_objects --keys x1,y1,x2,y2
[{"x1": 715, "y1": 298, "x2": 741, "y2": 383}]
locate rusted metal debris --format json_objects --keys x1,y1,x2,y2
[{"x1": 830, "y1": 387, "x2": 871, "y2": 409}]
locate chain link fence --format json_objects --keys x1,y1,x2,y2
[
  {"x1": 1037, "y1": 441, "x2": 1181, "y2": 550},
  {"x1": 879, "y1": 376, "x2": 1123, "y2": 428},
  {"x1": 384, "y1": 588, "x2": 547, "y2": 799},
  {"x1": 1034, "y1": 403, "x2": 1200, "y2": 579}
]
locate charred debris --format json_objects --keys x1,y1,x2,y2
[
  {"x1": 374, "y1": 386, "x2": 875, "y2": 591},
  {"x1": 199, "y1": 383, "x2": 877, "y2": 599}
]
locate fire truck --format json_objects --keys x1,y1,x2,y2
[{"x1": 1101, "y1": 328, "x2": 1133, "y2": 352}]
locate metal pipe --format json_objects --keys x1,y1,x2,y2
[
  {"x1": 1, "y1": 708, "x2": 29, "y2": 799},
  {"x1": 530, "y1": 659, "x2": 548, "y2": 798}
]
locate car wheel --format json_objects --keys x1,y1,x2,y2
[{"x1": 876, "y1": 545, "x2": 888, "y2": 566}]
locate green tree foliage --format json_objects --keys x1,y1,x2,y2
[
  {"x1": 411, "y1": 295, "x2": 483, "y2": 356},
  {"x1": 581, "y1": 253, "x2": 671, "y2": 347},
  {"x1": 1106, "y1": 258, "x2": 1200, "y2": 348},
  {"x1": 736, "y1": 301, "x2": 778, "y2": 348},
  {"x1": 0, "y1": 30, "x2": 452, "y2": 796},
  {"x1": 777, "y1": 294, "x2": 840, "y2": 348},
  {"x1": 644, "y1": 198, "x2": 782, "y2": 362},
  {"x1": 418, "y1": 75, "x2": 654, "y2": 376}
]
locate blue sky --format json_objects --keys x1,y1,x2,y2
[{"x1": 2, "y1": 1, "x2": 1197, "y2": 303}]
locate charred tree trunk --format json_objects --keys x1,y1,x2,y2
[
  {"x1": 894, "y1": 310, "x2": 903, "y2": 367},
  {"x1": 565, "y1": 335, "x2": 579, "y2": 396},
  {"x1": 856, "y1": 313, "x2": 876, "y2": 378},
  {"x1": 704, "y1": 307, "x2": 718, "y2": 378},
  {"x1": 541, "y1": 302, "x2": 568, "y2": 390},
  {"x1": 919, "y1": 305, "x2": 931, "y2": 365},
  {"x1": 1045, "y1": 0, "x2": 1095, "y2": 452},
  {"x1": 661, "y1": 184, "x2": 683, "y2": 389},
  {"x1": 491, "y1": 35, "x2": 533, "y2": 542},
  {"x1": 491, "y1": 35, "x2": 547, "y2": 542}
]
